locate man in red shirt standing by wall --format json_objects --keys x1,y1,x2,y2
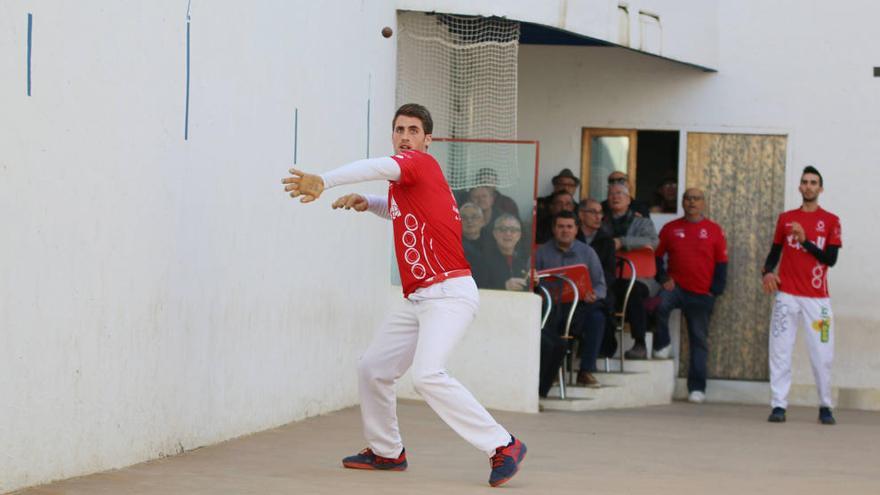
[
  {"x1": 281, "y1": 104, "x2": 525, "y2": 486},
  {"x1": 762, "y1": 166, "x2": 842, "y2": 425},
  {"x1": 654, "y1": 188, "x2": 728, "y2": 404}
]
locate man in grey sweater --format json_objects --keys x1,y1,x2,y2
[
  {"x1": 603, "y1": 183, "x2": 659, "y2": 359},
  {"x1": 536, "y1": 211, "x2": 607, "y2": 392}
]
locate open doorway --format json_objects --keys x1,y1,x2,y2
[{"x1": 580, "y1": 128, "x2": 679, "y2": 215}]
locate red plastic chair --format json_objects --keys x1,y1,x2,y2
[
  {"x1": 616, "y1": 246, "x2": 657, "y2": 279},
  {"x1": 612, "y1": 247, "x2": 656, "y2": 372},
  {"x1": 536, "y1": 264, "x2": 594, "y2": 398}
]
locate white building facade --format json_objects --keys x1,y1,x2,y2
[{"x1": 2, "y1": 1, "x2": 878, "y2": 492}]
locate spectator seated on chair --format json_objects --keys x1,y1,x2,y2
[
  {"x1": 536, "y1": 211, "x2": 607, "y2": 395},
  {"x1": 650, "y1": 177, "x2": 678, "y2": 214},
  {"x1": 536, "y1": 168, "x2": 580, "y2": 230},
  {"x1": 603, "y1": 183, "x2": 658, "y2": 359},
  {"x1": 483, "y1": 214, "x2": 530, "y2": 291},
  {"x1": 459, "y1": 202, "x2": 491, "y2": 287},
  {"x1": 577, "y1": 197, "x2": 619, "y2": 358},
  {"x1": 536, "y1": 190, "x2": 577, "y2": 245},
  {"x1": 601, "y1": 171, "x2": 651, "y2": 219}
]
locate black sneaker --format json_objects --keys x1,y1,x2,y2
[
  {"x1": 819, "y1": 407, "x2": 836, "y2": 425},
  {"x1": 767, "y1": 407, "x2": 786, "y2": 423},
  {"x1": 624, "y1": 343, "x2": 648, "y2": 360}
]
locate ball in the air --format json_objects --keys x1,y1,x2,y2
[{"x1": 381, "y1": 26, "x2": 393, "y2": 38}]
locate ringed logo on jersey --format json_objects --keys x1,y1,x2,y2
[
  {"x1": 402, "y1": 213, "x2": 427, "y2": 279},
  {"x1": 816, "y1": 220, "x2": 825, "y2": 232},
  {"x1": 699, "y1": 228, "x2": 709, "y2": 239}
]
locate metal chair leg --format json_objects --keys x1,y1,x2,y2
[{"x1": 557, "y1": 367, "x2": 566, "y2": 399}]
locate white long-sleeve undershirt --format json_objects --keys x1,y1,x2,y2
[
  {"x1": 320, "y1": 156, "x2": 401, "y2": 188},
  {"x1": 320, "y1": 156, "x2": 399, "y2": 220},
  {"x1": 363, "y1": 194, "x2": 392, "y2": 220}
]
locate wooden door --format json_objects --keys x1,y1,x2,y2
[{"x1": 681, "y1": 133, "x2": 787, "y2": 381}]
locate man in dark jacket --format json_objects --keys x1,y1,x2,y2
[{"x1": 578, "y1": 198, "x2": 619, "y2": 358}]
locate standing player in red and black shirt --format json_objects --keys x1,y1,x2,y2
[
  {"x1": 762, "y1": 166, "x2": 842, "y2": 425},
  {"x1": 654, "y1": 188, "x2": 728, "y2": 404},
  {"x1": 281, "y1": 104, "x2": 525, "y2": 487}
]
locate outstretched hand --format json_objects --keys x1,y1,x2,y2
[
  {"x1": 332, "y1": 193, "x2": 369, "y2": 212},
  {"x1": 282, "y1": 168, "x2": 325, "y2": 203}
]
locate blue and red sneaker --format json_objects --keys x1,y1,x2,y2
[
  {"x1": 489, "y1": 436, "x2": 527, "y2": 487},
  {"x1": 342, "y1": 447, "x2": 408, "y2": 471}
]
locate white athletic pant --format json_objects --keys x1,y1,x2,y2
[
  {"x1": 769, "y1": 291, "x2": 834, "y2": 409},
  {"x1": 358, "y1": 276, "x2": 511, "y2": 458}
]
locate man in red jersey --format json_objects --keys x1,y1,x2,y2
[
  {"x1": 281, "y1": 104, "x2": 525, "y2": 486},
  {"x1": 762, "y1": 166, "x2": 842, "y2": 425},
  {"x1": 654, "y1": 188, "x2": 728, "y2": 404}
]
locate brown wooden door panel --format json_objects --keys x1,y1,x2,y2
[{"x1": 680, "y1": 133, "x2": 787, "y2": 381}]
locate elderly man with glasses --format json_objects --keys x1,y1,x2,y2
[
  {"x1": 601, "y1": 171, "x2": 651, "y2": 219},
  {"x1": 603, "y1": 183, "x2": 659, "y2": 360}
]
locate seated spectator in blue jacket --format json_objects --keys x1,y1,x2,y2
[
  {"x1": 536, "y1": 211, "x2": 608, "y2": 395},
  {"x1": 483, "y1": 214, "x2": 530, "y2": 291}
]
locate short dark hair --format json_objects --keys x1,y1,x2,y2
[
  {"x1": 393, "y1": 103, "x2": 433, "y2": 135},
  {"x1": 550, "y1": 190, "x2": 574, "y2": 204},
  {"x1": 578, "y1": 198, "x2": 601, "y2": 210},
  {"x1": 802, "y1": 165, "x2": 823, "y2": 186},
  {"x1": 552, "y1": 210, "x2": 578, "y2": 227}
]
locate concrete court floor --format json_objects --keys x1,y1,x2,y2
[{"x1": 16, "y1": 400, "x2": 880, "y2": 495}]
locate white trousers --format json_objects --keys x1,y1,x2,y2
[
  {"x1": 769, "y1": 291, "x2": 834, "y2": 409},
  {"x1": 358, "y1": 276, "x2": 511, "y2": 458}
]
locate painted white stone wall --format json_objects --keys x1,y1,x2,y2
[
  {"x1": 0, "y1": 2, "x2": 545, "y2": 492},
  {"x1": 518, "y1": 0, "x2": 880, "y2": 397},
  {"x1": 0, "y1": 1, "x2": 402, "y2": 492},
  {"x1": 398, "y1": 0, "x2": 719, "y2": 68}
]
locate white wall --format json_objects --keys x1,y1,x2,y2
[
  {"x1": 399, "y1": 0, "x2": 719, "y2": 68},
  {"x1": 0, "y1": 1, "x2": 400, "y2": 492},
  {"x1": 0, "y1": 2, "x2": 546, "y2": 492},
  {"x1": 518, "y1": 0, "x2": 880, "y2": 395}
]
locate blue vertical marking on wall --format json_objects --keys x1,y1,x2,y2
[
  {"x1": 365, "y1": 73, "x2": 372, "y2": 158},
  {"x1": 366, "y1": 99, "x2": 371, "y2": 158},
  {"x1": 293, "y1": 108, "x2": 299, "y2": 165},
  {"x1": 184, "y1": 2, "x2": 192, "y2": 140},
  {"x1": 27, "y1": 13, "x2": 32, "y2": 96}
]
